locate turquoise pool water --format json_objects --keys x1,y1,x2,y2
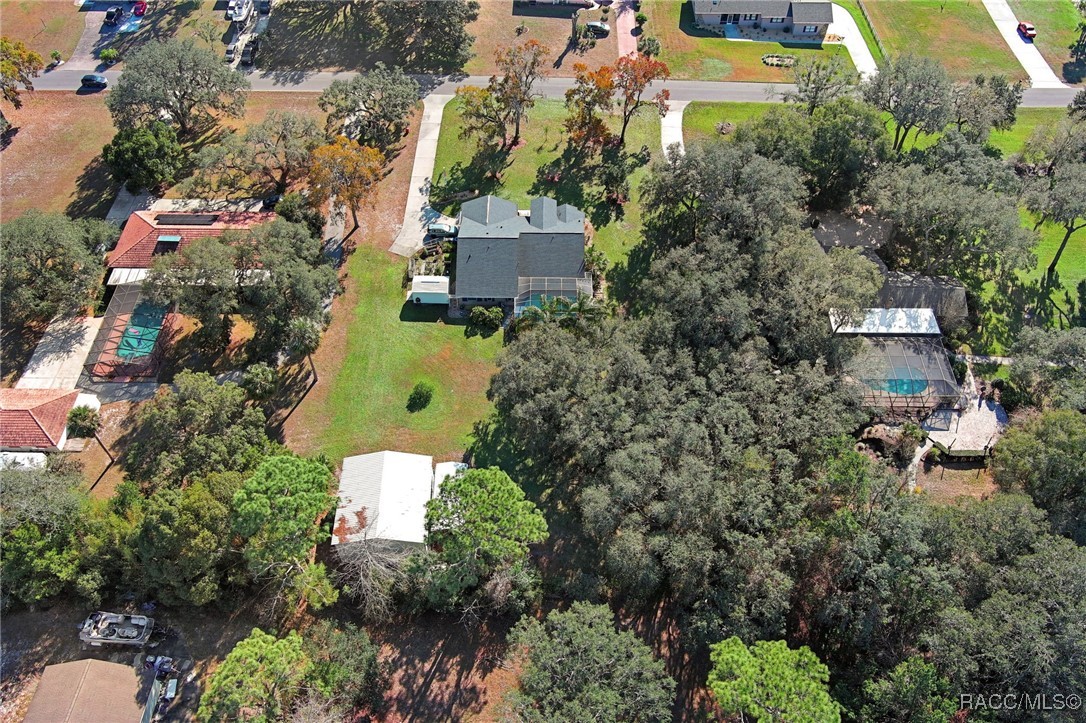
[{"x1": 866, "y1": 377, "x2": 928, "y2": 395}]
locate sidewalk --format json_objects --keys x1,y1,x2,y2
[
  {"x1": 982, "y1": 0, "x2": 1069, "y2": 89},
  {"x1": 661, "y1": 100, "x2": 689, "y2": 155},
  {"x1": 389, "y1": 94, "x2": 454, "y2": 258}
]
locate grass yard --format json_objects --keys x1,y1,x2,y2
[
  {"x1": 682, "y1": 100, "x2": 772, "y2": 143},
  {"x1": 465, "y1": 1, "x2": 619, "y2": 76},
  {"x1": 431, "y1": 98, "x2": 662, "y2": 265},
  {"x1": 0, "y1": 0, "x2": 85, "y2": 59},
  {"x1": 863, "y1": 0, "x2": 1027, "y2": 81},
  {"x1": 1007, "y1": 0, "x2": 1086, "y2": 85},
  {"x1": 0, "y1": 92, "x2": 117, "y2": 221},
  {"x1": 283, "y1": 107, "x2": 503, "y2": 465},
  {"x1": 642, "y1": 0, "x2": 854, "y2": 81},
  {"x1": 986, "y1": 107, "x2": 1067, "y2": 155}
]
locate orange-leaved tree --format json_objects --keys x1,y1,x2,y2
[
  {"x1": 308, "y1": 136, "x2": 384, "y2": 233},
  {"x1": 564, "y1": 62, "x2": 615, "y2": 151},
  {"x1": 613, "y1": 54, "x2": 670, "y2": 144}
]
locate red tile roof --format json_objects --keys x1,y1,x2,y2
[
  {"x1": 0, "y1": 389, "x2": 80, "y2": 450},
  {"x1": 107, "y1": 210, "x2": 276, "y2": 269}
]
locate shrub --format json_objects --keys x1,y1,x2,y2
[
  {"x1": 275, "y1": 192, "x2": 326, "y2": 240},
  {"x1": 67, "y1": 406, "x2": 101, "y2": 438},
  {"x1": 50, "y1": 50, "x2": 62, "y2": 63},
  {"x1": 99, "y1": 48, "x2": 120, "y2": 64},
  {"x1": 407, "y1": 381, "x2": 435, "y2": 412},
  {"x1": 637, "y1": 35, "x2": 661, "y2": 56},
  {"x1": 635, "y1": 12, "x2": 648, "y2": 25},
  {"x1": 469, "y1": 305, "x2": 504, "y2": 333}
]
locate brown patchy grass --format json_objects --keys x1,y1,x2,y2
[
  {"x1": 863, "y1": 0, "x2": 1027, "y2": 81},
  {"x1": 0, "y1": 0, "x2": 86, "y2": 59},
  {"x1": 0, "y1": 91, "x2": 117, "y2": 221},
  {"x1": 917, "y1": 461, "x2": 998, "y2": 503},
  {"x1": 465, "y1": 1, "x2": 619, "y2": 76}
]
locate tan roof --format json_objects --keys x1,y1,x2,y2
[
  {"x1": 23, "y1": 659, "x2": 145, "y2": 723},
  {"x1": 0, "y1": 389, "x2": 79, "y2": 449}
]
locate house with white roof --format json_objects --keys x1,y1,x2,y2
[{"x1": 331, "y1": 452, "x2": 468, "y2": 547}]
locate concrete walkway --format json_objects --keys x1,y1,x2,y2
[
  {"x1": 661, "y1": 100, "x2": 689, "y2": 155},
  {"x1": 982, "y1": 0, "x2": 1069, "y2": 89},
  {"x1": 827, "y1": 3, "x2": 878, "y2": 80},
  {"x1": 389, "y1": 94, "x2": 454, "y2": 257},
  {"x1": 614, "y1": 0, "x2": 639, "y2": 57},
  {"x1": 15, "y1": 316, "x2": 103, "y2": 390}
]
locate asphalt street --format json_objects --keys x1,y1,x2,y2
[{"x1": 39, "y1": 69, "x2": 1081, "y2": 107}]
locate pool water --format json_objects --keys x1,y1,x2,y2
[
  {"x1": 118, "y1": 302, "x2": 167, "y2": 360},
  {"x1": 866, "y1": 377, "x2": 928, "y2": 395}
]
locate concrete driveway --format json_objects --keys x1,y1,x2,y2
[
  {"x1": 389, "y1": 94, "x2": 455, "y2": 257},
  {"x1": 982, "y1": 0, "x2": 1069, "y2": 89},
  {"x1": 15, "y1": 316, "x2": 102, "y2": 390},
  {"x1": 828, "y1": 3, "x2": 878, "y2": 80}
]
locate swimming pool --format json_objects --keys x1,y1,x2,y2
[
  {"x1": 117, "y1": 302, "x2": 167, "y2": 360},
  {"x1": 866, "y1": 377, "x2": 928, "y2": 395}
]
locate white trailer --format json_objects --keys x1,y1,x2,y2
[{"x1": 407, "y1": 276, "x2": 450, "y2": 305}]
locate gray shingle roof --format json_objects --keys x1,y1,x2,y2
[
  {"x1": 791, "y1": 1, "x2": 833, "y2": 24},
  {"x1": 455, "y1": 195, "x2": 587, "y2": 299}
]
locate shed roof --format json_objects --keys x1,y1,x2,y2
[
  {"x1": 0, "y1": 389, "x2": 79, "y2": 449},
  {"x1": 23, "y1": 659, "x2": 146, "y2": 723},
  {"x1": 410, "y1": 275, "x2": 450, "y2": 295},
  {"x1": 831, "y1": 308, "x2": 941, "y2": 336},
  {"x1": 332, "y1": 451, "x2": 435, "y2": 546}
]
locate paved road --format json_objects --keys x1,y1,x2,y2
[
  {"x1": 982, "y1": 0, "x2": 1069, "y2": 90},
  {"x1": 35, "y1": 68, "x2": 1079, "y2": 106}
]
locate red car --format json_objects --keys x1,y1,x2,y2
[
  {"x1": 132, "y1": 1, "x2": 147, "y2": 16},
  {"x1": 1017, "y1": 21, "x2": 1037, "y2": 39}
]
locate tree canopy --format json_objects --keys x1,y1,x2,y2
[
  {"x1": 106, "y1": 38, "x2": 249, "y2": 135},
  {"x1": 708, "y1": 637, "x2": 841, "y2": 723},
  {"x1": 197, "y1": 628, "x2": 310, "y2": 723},
  {"x1": 863, "y1": 54, "x2": 951, "y2": 153},
  {"x1": 318, "y1": 63, "x2": 419, "y2": 152},
  {"x1": 308, "y1": 136, "x2": 385, "y2": 230},
  {"x1": 103, "y1": 121, "x2": 186, "y2": 193},
  {"x1": 123, "y1": 370, "x2": 268, "y2": 488},
  {"x1": 1, "y1": 211, "x2": 112, "y2": 326},
  {"x1": 506, "y1": 602, "x2": 676, "y2": 723},
  {"x1": 1, "y1": 36, "x2": 43, "y2": 111}
]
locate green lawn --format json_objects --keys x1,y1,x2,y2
[
  {"x1": 832, "y1": 0, "x2": 887, "y2": 63},
  {"x1": 432, "y1": 99, "x2": 662, "y2": 266},
  {"x1": 300, "y1": 243, "x2": 503, "y2": 464},
  {"x1": 1007, "y1": 0, "x2": 1086, "y2": 85},
  {"x1": 682, "y1": 101, "x2": 773, "y2": 143},
  {"x1": 643, "y1": 0, "x2": 855, "y2": 81},
  {"x1": 863, "y1": 0, "x2": 1027, "y2": 81},
  {"x1": 986, "y1": 107, "x2": 1068, "y2": 155}
]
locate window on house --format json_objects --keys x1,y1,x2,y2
[
  {"x1": 802, "y1": 25, "x2": 818, "y2": 33},
  {"x1": 153, "y1": 235, "x2": 182, "y2": 255},
  {"x1": 742, "y1": 13, "x2": 759, "y2": 20},
  {"x1": 769, "y1": 16, "x2": 785, "y2": 23}
]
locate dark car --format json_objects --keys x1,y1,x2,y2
[
  {"x1": 1017, "y1": 21, "x2": 1037, "y2": 39},
  {"x1": 261, "y1": 194, "x2": 281, "y2": 211},
  {"x1": 81, "y1": 74, "x2": 109, "y2": 89},
  {"x1": 585, "y1": 21, "x2": 610, "y2": 37},
  {"x1": 104, "y1": 6, "x2": 125, "y2": 25},
  {"x1": 241, "y1": 37, "x2": 259, "y2": 65},
  {"x1": 258, "y1": 0, "x2": 272, "y2": 13}
]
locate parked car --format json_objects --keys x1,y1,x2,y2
[
  {"x1": 1017, "y1": 21, "x2": 1037, "y2": 39},
  {"x1": 241, "y1": 37, "x2": 259, "y2": 65},
  {"x1": 81, "y1": 74, "x2": 109, "y2": 89},
  {"x1": 132, "y1": 1, "x2": 147, "y2": 16},
  {"x1": 261, "y1": 194, "x2": 281, "y2": 211},
  {"x1": 427, "y1": 222, "x2": 459, "y2": 239},
  {"x1": 259, "y1": 0, "x2": 273, "y2": 13},
  {"x1": 585, "y1": 21, "x2": 610, "y2": 37},
  {"x1": 225, "y1": 43, "x2": 238, "y2": 62},
  {"x1": 104, "y1": 6, "x2": 125, "y2": 25}
]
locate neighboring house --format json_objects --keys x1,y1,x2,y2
[
  {"x1": 105, "y1": 210, "x2": 276, "y2": 285},
  {"x1": 0, "y1": 388, "x2": 98, "y2": 454},
  {"x1": 692, "y1": 0, "x2": 833, "y2": 36},
  {"x1": 23, "y1": 659, "x2": 150, "y2": 723},
  {"x1": 332, "y1": 451, "x2": 436, "y2": 547},
  {"x1": 451, "y1": 196, "x2": 592, "y2": 315},
  {"x1": 832, "y1": 308, "x2": 961, "y2": 417},
  {"x1": 812, "y1": 211, "x2": 969, "y2": 331}
]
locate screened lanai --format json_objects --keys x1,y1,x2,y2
[
  {"x1": 846, "y1": 336, "x2": 962, "y2": 417},
  {"x1": 84, "y1": 284, "x2": 172, "y2": 383}
]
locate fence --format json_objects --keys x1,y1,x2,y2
[{"x1": 855, "y1": 0, "x2": 888, "y2": 62}]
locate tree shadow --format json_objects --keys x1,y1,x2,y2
[
  {"x1": 429, "y1": 146, "x2": 512, "y2": 215},
  {"x1": 0, "y1": 319, "x2": 48, "y2": 385},
  {"x1": 265, "y1": 358, "x2": 318, "y2": 442},
  {"x1": 66, "y1": 154, "x2": 118, "y2": 220}
]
